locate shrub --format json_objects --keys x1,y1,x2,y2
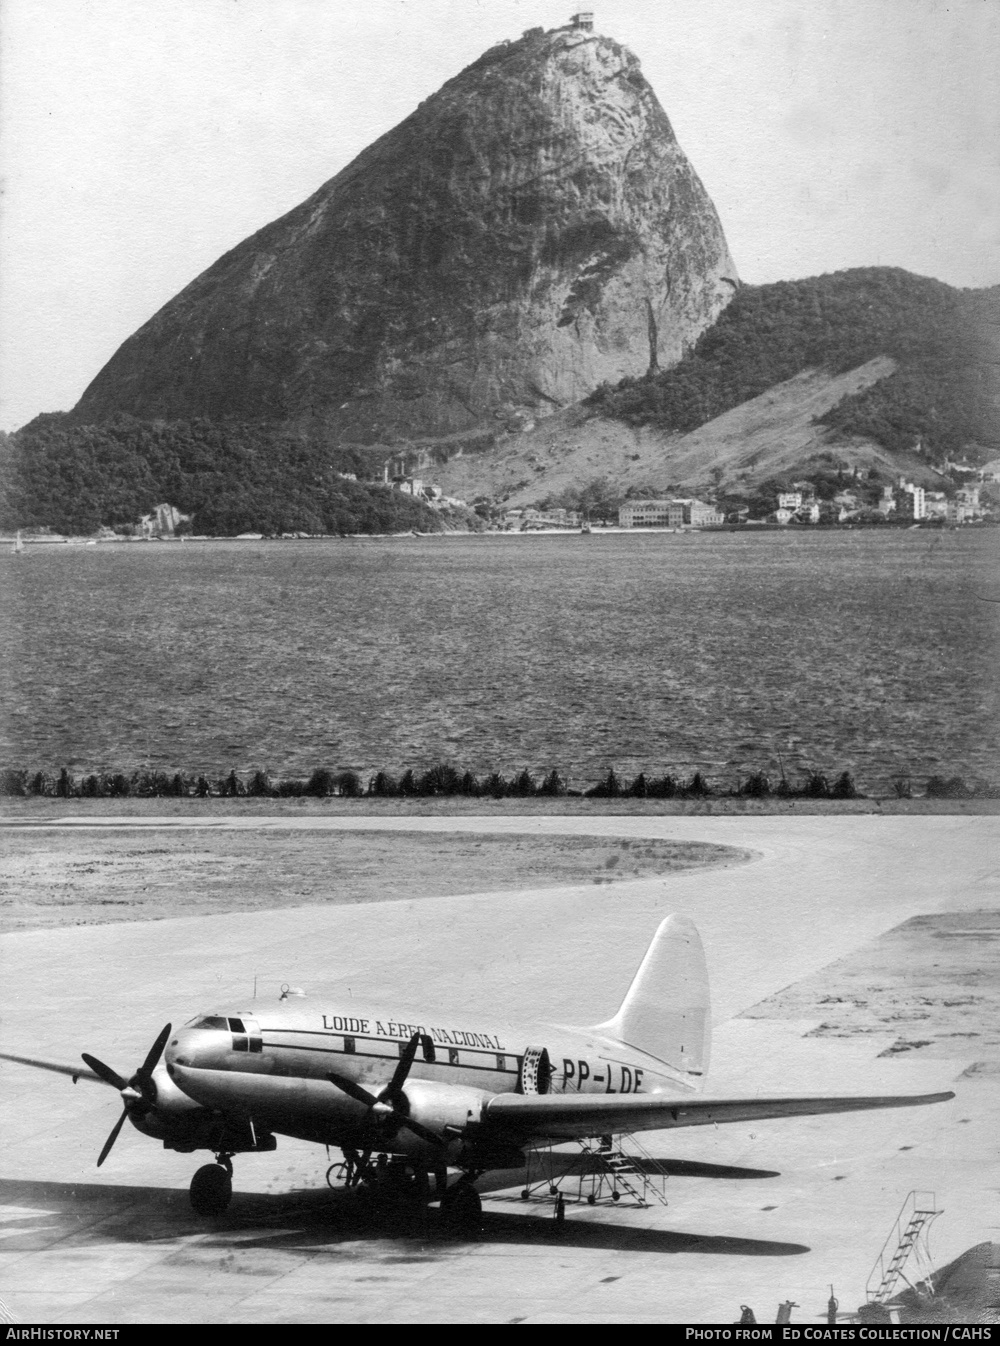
[
  {"x1": 336, "y1": 771, "x2": 362, "y2": 798},
  {"x1": 537, "y1": 769, "x2": 566, "y2": 796},
  {"x1": 0, "y1": 769, "x2": 28, "y2": 796},
  {"x1": 510, "y1": 769, "x2": 536, "y2": 797},
  {"x1": 739, "y1": 771, "x2": 771, "y2": 797},
  {"x1": 800, "y1": 771, "x2": 830, "y2": 798},
  {"x1": 367, "y1": 770, "x2": 398, "y2": 797},
  {"x1": 830, "y1": 771, "x2": 860, "y2": 799},
  {"x1": 304, "y1": 768, "x2": 334, "y2": 797},
  {"x1": 925, "y1": 775, "x2": 971, "y2": 798},
  {"x1": 586, "y1": 769, "x2": 622, "y2": 799}
]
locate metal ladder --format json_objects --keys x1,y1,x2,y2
[
  {"x1": 511, "y1": 1133, "x2": 670, "y2": 1209},
  {"x1": 865, "y1": 1191, "x2": 941, "y2": 1305},
  {"x1": 575, "y1": 1133, "x2": 671, "y2": 1207}
]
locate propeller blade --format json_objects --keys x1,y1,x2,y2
[
  {"x1": 96, "y1": 1107, "x2": 130, "y2": 1167},
  {"x1": 380, "y1": 1032, "x2": 422, "y2": 1103},
  {"x1": 135, "y1": 1023, "x2": 172, "y2": 1084},
  {"x1": 399, "y1": 1116, "x2": 447, "y2": 1150},
  {"x1": 81, "y1": 1054, "x2": 127, "y2": 1092},
  {"x1": 328, "y1": 1073, "x2": 380, "y2": 1109}
]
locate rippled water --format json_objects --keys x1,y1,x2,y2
[{"x1": 1, "y1": 530, "x2": 997, "y2": 793}]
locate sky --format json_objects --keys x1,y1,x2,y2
[{"x1": 1, "y1": 0, "x2": 997, "y2": 431}]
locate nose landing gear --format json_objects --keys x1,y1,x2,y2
[{"x1": 190, "y1": 1153, "x2": 234, "y2": 1215}]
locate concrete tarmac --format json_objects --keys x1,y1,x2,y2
[{"x1": 1, "y1": 813, "x2": 997, "y2": 1323}]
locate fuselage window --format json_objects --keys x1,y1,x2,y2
[
  {"x1": 496, "y1": 1054, "x2": 506, "y2": 1071},
  {"x1": 343, "y1": 1036, "x2": 355, "y2": 1054},
  {"x1": 448, "y1": 1048, "x2": 460, "y2": 1066}
]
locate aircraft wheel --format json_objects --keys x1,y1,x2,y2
[
  {"x1": 440, "y1": 1182, "x2": 482, "y2": 1237},
  {"x1": 190, "y1": 1162, "x2": 233, "y2": 1216},
  {"x1": 520, "y1": 1189, "x2": 530, "y2": 1201},
  {"x1": 611, "y1": 1190, "x2": 621, "y2": 1202}
]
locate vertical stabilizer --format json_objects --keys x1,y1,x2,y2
[{"x1": 594, "y1": 915, "x2": 711, "y2": 1082}]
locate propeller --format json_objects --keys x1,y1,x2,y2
[
  {"x1": 329, "y1": 1032, "x2": 445, "y2": 1150},
  {"x1": 81, "y1": 1023, "x2": 172, "y2": 1167}
]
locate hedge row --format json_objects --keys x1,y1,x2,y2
[{"x1": 3, "y1": 764, "x2": 996, "y2": 801}]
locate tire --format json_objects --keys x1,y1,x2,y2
[
  {"x1": 440, "y1": 1182, "x2": 482, "y2": 1237},
  {"x1": 190, "y1": 1163, "x2": 233, "y2": 1216}
]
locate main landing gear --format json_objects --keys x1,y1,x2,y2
[
  {"x1": 189, "y1": 1153, "x2": 234, "y2": 1216},
  {"x1": 438, "y1": 1178, "x2": 483, "y2": 1237}
]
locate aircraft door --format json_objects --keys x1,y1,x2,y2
[
  {"x1": 228, "y1": 1016, "x2": 262, "y2": 1054},
  {"x1": 519, "y1": 1046, "x2": 551, "y2": 1094}
]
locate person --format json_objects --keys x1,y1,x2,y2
[
  {"x1": 555, "y1": 1193, "x2": 566, "y2": 1223},
  {"x1": 739, "y1": 1306, "x2": 756, "y2": 1324},
  {"x1": 827, "y1": 1288, "x2": 839, "y2": 1325}
]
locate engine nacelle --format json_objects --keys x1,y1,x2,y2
[
  {"x1": 129, "y1": 1063, "x2": 213, "y2": 1148},
  {"x1": 402, "y1": 1079, "x2": 492, "y2": 1138},
  {"x1": 401, "y1": 1079, "x2": 525, "y2": 1168}
]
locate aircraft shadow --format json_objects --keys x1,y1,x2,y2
[{"x1": 0, "y1": 1177, "x2": 808, "y2": 1259}]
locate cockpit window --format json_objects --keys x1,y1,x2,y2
[
  {"x1": 184, "y1": 1016, "x2": 229, "y2": 1030},
  {"x1": 227, "y1": 1018, "x2": 245, "y2": 1033}
]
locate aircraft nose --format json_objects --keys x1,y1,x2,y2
[{"x1": 167, "y1": 1025, "x2": 230, "y2": 1070}]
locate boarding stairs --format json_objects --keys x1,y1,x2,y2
[
  {"x1": 513, "y1": 1133, "x2": 670, "y2": 1209},
  {"x1": 865, "y1": 1191, "x2": 941, "y2": 1305}
]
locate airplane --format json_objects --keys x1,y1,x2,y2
[{"x1": 0, "y1": 914, "x2": 954, "y2": 1232}]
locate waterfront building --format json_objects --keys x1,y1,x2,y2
[
  {"x1": 619, "y1": 499, "x2": 674, "y2": 528},
  {"x1": 619, "y1": 498, "x2": 723, "y2": 528}
]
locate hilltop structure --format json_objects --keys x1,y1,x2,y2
[{"x1": 71, "y1": 16, "x2": 737, "y2": 445}]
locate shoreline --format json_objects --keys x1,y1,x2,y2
[
  {"x1": 3, "y1": 795, "x2": 999, "y2": 822},
  {"x1": 3, "y1": 520, "x2": 995, "y2": 545}
]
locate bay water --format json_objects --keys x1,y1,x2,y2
[{"x1": 1, "y1": 529, "x2": 997, "y2": 794}]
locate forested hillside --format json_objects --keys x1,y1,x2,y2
[
  {"x1": 0, "y1": 416, "x2": 445, "y2": 535},
  {"x1": 587, "y1": 268, "x2": 998, "y2": 458}
]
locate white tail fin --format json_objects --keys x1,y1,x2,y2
[{"x1": 594, "y1": 914, "x2": 711, "y2": 1082}]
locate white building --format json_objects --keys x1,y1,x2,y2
[
  {"x1": 619, "y1": 499, "x2": 674, "y2": 528},
  {"x1": 898, "y1": 482, "x2": 926, "y2": 520}
]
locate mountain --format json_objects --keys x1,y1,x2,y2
[
  {"x1": 587, "y1": 268, "x2": 998, "y2": 458},
  {"x1": 70, "y1": 21, "x2": 736, "y2": 442},
  {"x1": 426, "y1": 268, "x2": 998, "y2": 506}
]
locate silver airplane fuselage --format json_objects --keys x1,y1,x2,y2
[{"x1": 157, "y1": 998, "x2": 695, "y2": 1162}]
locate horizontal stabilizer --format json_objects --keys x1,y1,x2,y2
[
  {"x1": 483, "y1": 1090, "x2": 955, "y2": 1142},
  {"x1": 0, "y1": 1051, "x2": 105, "y2": 1085}
]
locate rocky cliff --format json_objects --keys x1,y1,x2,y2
[{"x1": 73, "y1": 23, "x2": 737, "y2": 442}]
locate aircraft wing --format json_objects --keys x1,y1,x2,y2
[
  {"x1": 483, "y1": 1090, "x2": 955, "y2": 1141},
  {"x1": 0, "y1": 1052, "x2": 106, "y2": 1085}
]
